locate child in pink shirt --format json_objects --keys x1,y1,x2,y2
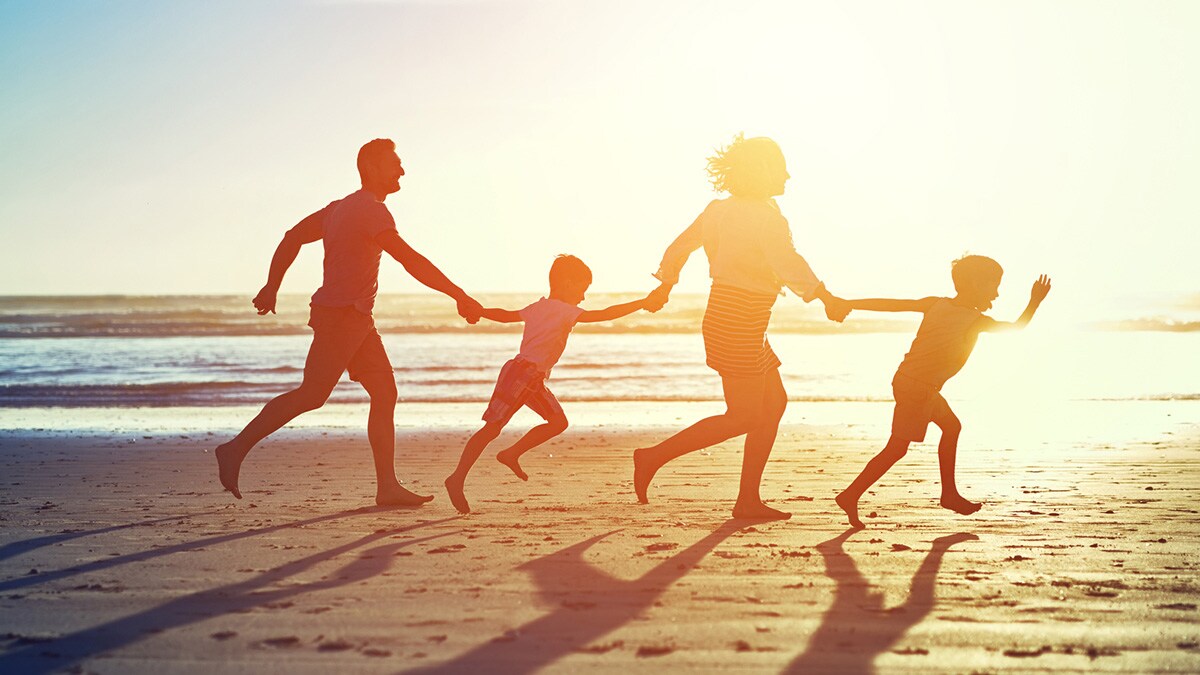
[
  {"x1": 444, "y1": 255, "x2": 666, "y2": 513},
  {"x1": 835, "y1": 256, "x2": 1051, "y2": 528}
]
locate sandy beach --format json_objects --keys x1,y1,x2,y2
[{"x1": 1, "y1": 405, "x2": 1198, "y2": 674}]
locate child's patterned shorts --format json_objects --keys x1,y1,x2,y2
[{"x1": 482, "y1": 357, "x2": 564, "y2": 424}]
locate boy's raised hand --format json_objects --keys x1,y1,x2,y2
[{"x1": 1030, "y1": 275, "x2": 1052, "y2": 304}]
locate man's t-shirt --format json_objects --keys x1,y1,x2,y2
[
  {"x1": 310, "y1": 189, "x2": 397, "y2": 315},
  {"x1": 517, "y1": 298, "x2": 586, "y2": 376},
  {"x1": 894, "y1": 298, "x2": 985, "y2": 390}
]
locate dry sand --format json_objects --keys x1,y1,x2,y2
[{"x1": 1, "y1": 412, "x2": 1198, "y2": 674}]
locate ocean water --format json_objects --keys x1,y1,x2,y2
[{"x1": 0, "y1": 295, "x2": 1196, "y2": 412}]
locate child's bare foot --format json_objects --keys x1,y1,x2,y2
[
  {"x1": 835, "y1": 491, "x2": 865, "y2": 529},
  {"x1": 940, "y1": 494, "x2": 982, "y2": 516},
  {"x1": 444, "y1": 474, "x2": 471, "y2": 514},
  {"x1": 732, "y1": 501, "x2": 791, "y2": 521},
  {"x1": 496, "y1": 450, "x2": 528, "y2": 481},
  {"x1": 633, "y1": 448, "x2": 661, "y2": 504},
  {"x1": 376, "y1": 483, "x2": 434, "y2": 507},
  {"x1": 215, "y1": 442, "x2": 247, "y2": 500}
]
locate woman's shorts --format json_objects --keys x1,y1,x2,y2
[{"x1": 701, "y1": 284, "x2": 782, "y2": 377}]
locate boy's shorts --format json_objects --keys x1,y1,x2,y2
[
  {"x1": 890, "y1": 373, "x2": 944, "y2": 443},
  {"x1": 482, "y1": 357, "x2": 564, "y2": 424}
]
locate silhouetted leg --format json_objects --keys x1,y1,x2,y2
[
  {"x1": 357, "y1": 372, "x2": 432, "y2": 507},
  {"x1": 635, "y1": 373, "x2": 765, "y2": 504},
  {"x1": 733, "y1": 368, "x2": 790, "y2": 520},
  {"x1": 496, "y1": 414, "x2": 568, "y2": 481},
  {"x1": 215, "y1": 334, "x2": 344, "y2": 500},
  {"x1": 446, "y1": 422, "x2": 505, "y2": 514},
  {"x1": 930, "y1": 397, "x2": 980, "y2": 515},
  {"x1": 837, "y1": 436, "x2": 911, "y2": 529}
]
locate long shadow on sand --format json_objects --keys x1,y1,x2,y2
[
  {"x1": 0, "y1": 506, "x2": 404, "y2": 593},
  {"x1": 0, "y1": 510, "x2": 225, "y2": 564},
  {"x1": 0, "y1": 517, "x2": 457, "y2": 674},
  {"x1": 407, "y1": 519, "x2": 741, "y2": 674},
  {"x1": 783, "y1": 529, "x2": 977, "y2": 674}
]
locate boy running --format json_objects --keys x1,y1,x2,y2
[
  {"x1": 444, "y1": 255, "x2": 666, "y2": 513},
  {"x1": 834, "y1": 256, "x2": 1051, "y2": 528}
]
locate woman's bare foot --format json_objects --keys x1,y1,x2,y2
[
  {"x1": 633, "y1": 448, "x2": 661, "y2": 504},
  {"x1": 496, "y1": 451, "x2": 528, "y2": 481},
  {"x1": 375, "y1": 483, "x2": 434, "y2": 507},
  {"x1": 215, "y1": 442, "x2": 247, "y2": 500},
  {"x1": 444, "y1": 474, "x2": 471, "y2": 514},
  {"x1": 940, "y1": 494, "x2": 982, "y2": 516},
  {"x1": 731, "y1": 501, "x2": 791, "y2": 521},
  {"x1": 835, "y1": 491, "x2": 865, "y2": 529}
]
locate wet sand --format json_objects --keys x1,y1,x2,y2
[{"x1": 1, "y1": 413, "x2": 1198, "y2": 673}]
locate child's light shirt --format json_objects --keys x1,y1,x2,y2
[
  {"x1": 895, "y1": 298, "x2": 985, "y2": 389},
  {"x1": 310, "y1": 190, "x2": 398, "y2": 315},
  {"x1": 654, "y1": 197, "x2": 823, "y2": 301},
  {"x1": 517, "y1": 298, "x2": 585, "y2": 376}
]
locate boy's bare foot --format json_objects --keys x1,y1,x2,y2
[
  {"x1": 633, "y1": 448, "x2": 660, "y2": 504},
  {"x1": 444, "y1": 475, "x2": 471, "y2": 514},
  {"x1": 940, "y1": 494, "x2": 982, "y2": 516},
  {"x1": 731, "y1": 501, "x2": 791, "y2": 521},
  {"x1": 496, "y1": 451, "x2": 528, "y2": 481},
  {"x1": 835, "y1": 491, "x2": 865, "y2": 529},
  {"x1": 376, "y1": 484, "x2": 434, "y2": 507},
  {"x1": 215, "y1": 442, "x2": 246, "y2": 500}
]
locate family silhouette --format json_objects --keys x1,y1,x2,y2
[{"x1": 213, "y1": 134, "x2": 1051, "y2": 527}]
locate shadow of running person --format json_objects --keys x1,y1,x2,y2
[
  {"x1": 409, "y1": 520, "x2": 741, "y2": 674},
  {"x1": 784, "y1": 529, "x2": 978, "y2": 675},
  {"x1": 0, "y1": 506, "x2": 403, "y2": 593},
  {"x1": 0, "y1": 518, "x2": 457, "y2": 675},
  {"x1": 0, "y1": 510, "x2": 225, "y2": 564}
]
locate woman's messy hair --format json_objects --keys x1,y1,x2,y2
[{"x1": 705, "y1": 133, "x2": 785, "y2": 198}]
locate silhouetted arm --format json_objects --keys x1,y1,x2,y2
[
  {"x1": 847, "y1": 297, "x2": 940, "y2": 313},
  {"x1": 253, "y1": 210, "x2": 325, "y2": 315},
  {"x1": 761, "y1": 214, "x2": 824, "y2": 302},
  {"x1": 979, "y1": 275, "x2": 1051, "y2": 332},
  {"x1": 376, "y1": 230, "x2": 483, "y2": 323},
  {"x1": 481, "y1": 308, "x2": 522, "y2": 323},
  {"x1": 577, "y1": 298, "x2": 647, "y2": 323},
  {"x1": 653, "y1": 214, "x2": 705, "y2": 288}
]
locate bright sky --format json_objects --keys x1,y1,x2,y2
[{"x1": 2, "y1": 0, "x2": 1198, "y2": 324}]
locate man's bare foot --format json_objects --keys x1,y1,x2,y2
[
  {"x1": 940, "y1": 494, "x2": 982, "y2": 516},
  {"x1": 444, "y1": 475, "x2": 471, "y2": 514},
  {"x1": 633, "y1": 448, "x2": 661, "y2": 504},
  {"x1": 496, "y1": 451, "x2": 528, "y2": 481},
  {"x1": 376, "y1": 484, "x2": 434, "y2": 507},
  {"x1": 215, "y1": 442, "x2": 246, "y2": 500},
  {"x1": 835, "y1": 491, "x2": 865, "y2": 529},
  {"x1": 731, "y1": 501, "x2": 791, "y2": 521}
]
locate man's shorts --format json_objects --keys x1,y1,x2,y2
[
  {"x1": 305, "y1": 304, "x2": 393, "y2": 387},
  {"x1": 890, "y1": 373, "x2": 944, "y2": 443},
  {"x1": 482, "y1": 357, "x2": 564, "y2": 424}
]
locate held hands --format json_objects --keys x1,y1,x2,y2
[
  {"x1": 457, "y1": 295, "x2": 484, "y2": 324},
  {"x1": 1030, "y1": 274, "x2": 1052, "y2": 304},
  {"x1": 643, "y1": 282, "x2": 672, "y2": 313},
  {"x1": 252, "y1": 285, "x2": 278, "y2": 315},
  {"x1": 823, "y1": 295, "x2": 851, "y2": 323}
]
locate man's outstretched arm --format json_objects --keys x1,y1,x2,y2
[
  {"x1": 253, "y1": 210, "x2": 325, "y2": 315},
  {"x1": 376, "y1": 230, "x2": 483, "y2": 323}
]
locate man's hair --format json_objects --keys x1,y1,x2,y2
[
  {"x1": 951, "y1": 254, "x2": 1003, "y2": 293},
  {"x1": 706, "y1": 133, "x2": 785, "y2": 198},
  {"x1": 357, "y1": 138, "x2": 396, "y2": 181},
  {"x1": 549, "y1": 254, "x2": 592, "y2": 290}
]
